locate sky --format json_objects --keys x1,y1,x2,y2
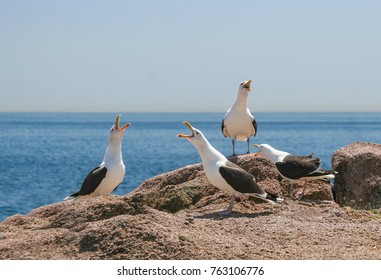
[{"x1": 1, "y1": 0, "x2": 380, "y2": 112}]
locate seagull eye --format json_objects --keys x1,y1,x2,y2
[{"x1": 196, "y1": 132, "x2": 200, "y2": 135}]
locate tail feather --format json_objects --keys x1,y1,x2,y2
[
  {"x1": 64, "y1": 191, "x2": 80, "y2": 201},
  {"x1": 266, "y1": 191, "x2": 282, "y2": 202},
  {"x1": 249, "y1": 191, "x2": 283, "y2": 204},
  {"x1": 304, "y1": 170, "x2": 337, "y2": 181},
  {"x1": 308, "y1": 169, "x2": 337, "y2": 177}
]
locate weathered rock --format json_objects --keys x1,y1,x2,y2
[
  {"x1": 132, "y1": 154, "x2": 333, "y2": 212},
  {"x1": 1, "y1": 193, "x2": 380, "y2": 260},
  {"x1": 332, "y1": 142, "x2": 381, "y2": 209},
  {"x1": 0, "y1": 154, "x2": 358, "y2": 261}
]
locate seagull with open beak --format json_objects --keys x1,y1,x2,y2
[
  {"x1": 178, "y1": 121, "x2": 279, "y2": 215},
  {"x1": 221, "y1": 80, "x2": 258, "y2": 156},
  {"x1": 65, "y1": 115, "x2": 130, "y2": 200}
]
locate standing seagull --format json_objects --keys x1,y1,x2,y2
[
  {"x1": 65, "y1": 115, "x2": 130, "y2": 200},
  {"x1": 253, "y1": 144, "x2": 336, "y2": 199},
  {"x1": 178, "y1": 122, "x2": 279, "y2": 215},
  {"x1": 221, "y1": 80, "x2": 257, "y2": 156}
]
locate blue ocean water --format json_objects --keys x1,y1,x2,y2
[{"x1": 0, "y1": 112, "x2": 380, "y2": 221}]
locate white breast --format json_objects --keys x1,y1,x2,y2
[
  {"x1": 92, "y1": 163, "x2": 125, "y2": 196},
  {"x1": 223, "y1": 109, "x2": 255, "y2": 141},
  {"x1": 203, "y1": 159, "x2": 237, "y2": 194}
]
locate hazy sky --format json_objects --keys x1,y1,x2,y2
[{"x1": 1, "y1": 0, "x2": 380, "y2": 112}]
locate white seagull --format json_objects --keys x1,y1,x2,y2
[
  {"x1": 221, "y1": 80, "x2": 257, "y2": 156},
  {"x1": 65, "y1": 115, "x2": 130, "y2": 200},
  {"x1": 178, "y1": 122, "x2": 279, "y2": 215},
  {"x1": 253, "y1": 144, "x2": 336, "y2": 199}
]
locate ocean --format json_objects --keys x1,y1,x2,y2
[{"x1": 1, "y1": 112, "x2": 380, "y2": 221}]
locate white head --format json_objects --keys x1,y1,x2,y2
[
  {"x1": 178, "y1": 121, "x2": 226, "y2": 164},
  {"x1": 237, "y1": 80, "x2": 252, "y2": 97},
  {"x1": 253, "y1": 143, "x2": 288, "y2": 163},
  {"x1": 177, "y1": 121, "x2": 209, "y2": 149},
  {"x1": 109, "y1": 114, "x2": 130, "y2": 144}
]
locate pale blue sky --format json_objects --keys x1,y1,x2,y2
[{"x1": 1, "y1": 0, "x2": 380, "y2": 112}]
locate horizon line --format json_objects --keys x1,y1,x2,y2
[{"x1": 0, "y1": 110, "x2": 380, "y2": 114}]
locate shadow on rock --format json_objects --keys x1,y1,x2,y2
[{"x1": 193, "y1": 210, "x2": 274, "y2": 220}]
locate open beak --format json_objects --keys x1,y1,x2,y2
[
  {"x1": 115, "y1": 114, "x2": 131, "y2": 131},
  {"x1": 243, "y1": 79, "x2": 252, "y2": 90},
  {"x1": 177, "y1": 121, "x2": 194, "y2": 138},
  {"x1": 253, "y1": 144, "x2": 260, "y2": 156}
]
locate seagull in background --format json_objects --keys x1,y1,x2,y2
[
  {"x1": 179, "y1": 122, "x2": 279, "y2": 215},
  {"x1": 253, "y1": 144, "x2": 336, "y2": 199},
  {"x1": 221, "y1": 80, "x2": 257, "y2": 156},
  {"x1": 65, "y1": 115, "x2": 130, "y2": 200}
]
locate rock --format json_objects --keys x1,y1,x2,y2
[
  {"x1": 132, "y1": 154, "x2": 333, "y2": 212},
  {"x1": 332, "y1": 142, "x2": 381, "y2": 209},
  {"x1": 131, "y1": 163, "x2": 215, "y2": 213},
  {"x1": 1, "y1": 193, "x2": 380, "y2": 260},
  {"x1": 0, "y1": 154, "x2": 347, "y2": 260}
]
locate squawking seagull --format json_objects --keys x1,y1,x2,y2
[
  {"x1": 221, "y1": 80, "x2": 257, "y2": 156},
  {"x1": 253, "y1": 144, "x2": 336, "y2": 199},
  {"x1": 178, "y1": 122, "x2": 279, "y2": 215},
  {"x1": 64, "y1": 115, "x2": 130, "y2": 200}
]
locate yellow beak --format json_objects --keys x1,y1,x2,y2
[
  {"x1": 253, "y1": 144, "x2": 260, "y2": 156},
  {"x1": 243, "y1": 79, "x2": 252, "y2": 90},
  {"x1": 177, "y1": 121, "x2": 194, "y2": 138},
  {"x1": 115, "y1": 114, "x2": 131, "y2": 131}
]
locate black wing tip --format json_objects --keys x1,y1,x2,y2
[
  {"x1": 221, "y1": 119, "x2": 226, "y2": 136},
  {"x1": 252, "y1": 118, "x2": 257, "y2": 136},
  {"x1": 265, "y1": 192, "x2": 279, "y2": 202},
  {"x1": 64, "y1": 191, "x2": 80, "y2": 201}
]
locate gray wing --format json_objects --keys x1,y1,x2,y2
[
  {"x1": 219, "y1": 163, "x2": 265, "y2": 195},
  {"x1": 275, "y1": 155, "x2": 321, "y2": 179},
  {"x1": 78, "y1": 166, "x2": 107, "y2": 196}
]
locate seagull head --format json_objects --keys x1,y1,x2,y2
[
  {"x1": 109, "y1": 114, "x2": 131, "y2": 140},
  {"x1": 177, "y1": 121, "x2": 208, "y2": 147},
  {"x1": 253, "y1": 143, "x2": 283, "y2": 163},
  {"x1": 238, "y1": 79, "x2": 252, "y2": 95}
]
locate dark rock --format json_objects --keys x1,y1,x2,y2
[{"x1": 332, "y1": 142, "x2": 381, "y2": 209}]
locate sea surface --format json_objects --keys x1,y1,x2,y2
[{"x1": 1, "y1": 112, "x2": 380, "y2": 221}]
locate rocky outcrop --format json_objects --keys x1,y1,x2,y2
[
  {"x1": 132, "y1": 154, "x2": 334, "y2": 213},
  {"x1": 2, "y1": 153, "x2": 379, "y2": 260},
  {"x1": 332, "y1": 142, "x2": 381, "y2": 209}
]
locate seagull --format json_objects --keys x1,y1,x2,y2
[
  {"x1": 178, "y1": 122, "x2": 279, "y2": 215},
  {"x1": 221, "y1": 80, "x2": 257, "y2": 156},
  {"x1": 253, "y1": 144, "x2": 336, "y2": 199},
  {"x1": 64, "y1": 115, "x2": 130, "y2": 200}
]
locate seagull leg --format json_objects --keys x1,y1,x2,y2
[
  {"x1": 246, "y1": 138, "x2": 250, "y2": 154},
  {"x1": 288, "y1": 181, "x2": 294, "y2": 197},
  {"x1": 232, "y1": 139, "x2": 236, "y2": 156},
  {"x1": 218, "y1": 194, "x2": 235, "y2": 215}
]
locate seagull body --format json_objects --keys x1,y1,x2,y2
[
  {"x1": 65, "y1": 115, "x2": 130, "y2": 200},
  {"x1": 179, "y1": 122, "x2": 278, "y2": 215},
  {"x1": 254, "y1": 144, "x2": 336, "y2": 198},
  {"x1": 222, "y1": 80, "x2": 257, "y2": 155}
]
